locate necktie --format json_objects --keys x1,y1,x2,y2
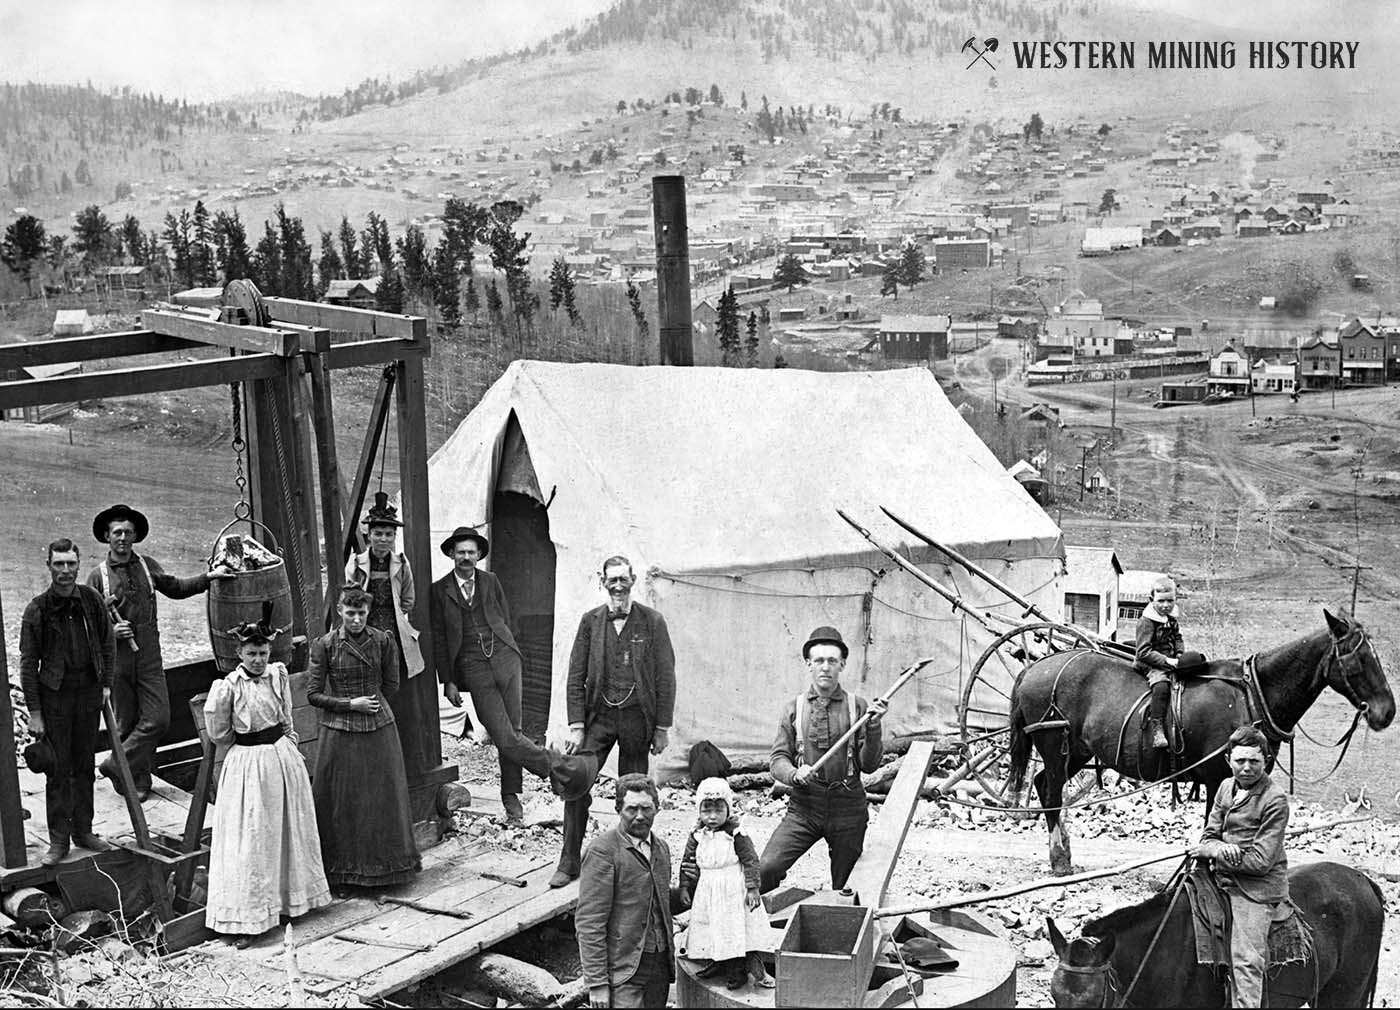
[{"x1": 610, "y1": 609, "x2": 630, "y2": 621}]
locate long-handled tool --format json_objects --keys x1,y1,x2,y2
[
  {"x1": 805, "y1": 656, "x2": 937, "y2": 778},
  {"x1": 376, "y1": 895, "x2": 475, "y2": 919}
]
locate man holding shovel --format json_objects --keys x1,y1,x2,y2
[{"x1": 758, "y1": 626, "x2": 886, "y2": 894}]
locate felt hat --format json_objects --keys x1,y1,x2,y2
[
  {"x1": 802, "y1": 625, "x2": 849, "y2": 660},
  {"x1": 440, "y1": 525, "x2": 490, "y2": 559},
  {"x1": 226, "y1": 600, "x2": 286, "y2": 646},
  {"x1": 92, "y1": 504, "x2": 149, "y2": 544},
  {"x1": 1177, "y1": 650, "x2": 1208, "y2": 674},
  {"x1": 548, "y1": 748, "x2": 599, "y2": 803},
  {"x1": 23, "y1": 737, "x2": 55, "y2": 776},
  {"x1": 364, "y1": 491, "x2": 404, "y2": 529},
  {"x1": 695, "y1": 777, "x2": 734, "y2": 813}
]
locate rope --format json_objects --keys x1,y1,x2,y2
[
  {"x1": 1115, "y1": 858, "x2": 1191, "y2": 1008},
  {"x1": 267, "y1": 392, "x2": 311, "y2": 631}
]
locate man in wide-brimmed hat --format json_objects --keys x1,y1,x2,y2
[
  {"x1": 86, "y1": 504, "x2": 233, "y2": 802},
  {"x1": 430, "y1": 526, "x2": 596, "y2": 821},
  {"x1": 20, "y1": 538, "x2": 117, "y2": 866},
  {"x1": 758, "y1": 626, "x2": 887, "y2": 894}
]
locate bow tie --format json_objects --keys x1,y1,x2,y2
[{"x1": 609, "y1": 609, "x2": 630, "y2": 621}]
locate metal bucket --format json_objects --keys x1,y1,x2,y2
[{"x1": 206, "y1": 518, "x2": 295, "y2": 673}]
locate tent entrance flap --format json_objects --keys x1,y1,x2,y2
[{"x1": 491, "y1": 415, "x2": 556, "y2": 743}]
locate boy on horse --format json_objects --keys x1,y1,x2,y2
[
  {"x1": 1134, "y1": 575, "x2": 1185, "y2": 750},
  {"x1": 1189, "y1": 725, "x2": 1290, "y2": 1008}
]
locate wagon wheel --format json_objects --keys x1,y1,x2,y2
[{"x1": 957, "y1": 622, "x2": 1098, "y2": 809}]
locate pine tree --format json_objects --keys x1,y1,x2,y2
[
  {"x1": 275, "y1": 204, "x2": 315, "y2": 300},
  {"x1": 773, "y1": 253, "x2": 808, "y2": 292},
  {"x1": 745, "y1": 310, "x2": 760, "y2": 366},
  {"x1": 717, "y1": 287, "x2": 740, "y2": 366},
  {"x1": 563, "y1": 273, "x2": 581, "y2": 327},
  {"x1": 485, "y1": 278, "x2": 504, "y2": 322},
  {"x1": 548, "y1": 255, "x2": 570, "y2": 311},
  {"x1": 375, "y1": 268, "x2": 405, "y2": 313},
  {"x1": 191, "y1": 200, "x2": 214, "y2": 285},
  {"x1": 213, "y1": 210, "x2": 253, "y2": 281},
  {"x1": 397, "y1": 224, "x2": 433, "y2": 299},
  {"x1": 897, "y1": 244, "x2": 926, "y2": 287},
  {"x1": 1, "y1": 214, "x2": 47, "y2": 294},
  {"x1": 162, "y1": 210, "x2": 194, "y2": 287},
  {"x1": 119, "y1": 214, "x2": 144, "y2": 265},
  {"x1": 338, "y1": 215, "x2": 359, "y2": 278},
  {"x1": 626, "y1": 278, "x2": 647, "y2": 339},
  {"x1": 464, "y1": 276, "x2": 480, "y2": 318},
  {"x1": 252, "y1": 220, "x2": 282, "y2": 294},
  {"x1": 432, "y1": 236, "x2": 462, "y2": 329},
  {"x1": 880, "y1": 259, "x2": 901, "y2": 300},
  {"x1": 317, "y1": 230, "x2": 343, "y2": 297}
]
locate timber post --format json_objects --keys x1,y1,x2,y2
[{"x1": 652, "y1": 174, "x2": 694, "y2": 365}]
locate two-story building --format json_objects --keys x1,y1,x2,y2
[
  {"x1": 1338, "y1": 319, "x2": 1386, "y2": 386},
  {"x1": 1063, "y1": 545, "x2": 1122, "y2": 638},
  {"x1": 1206, "y1": 344, "x2": 1251, "y2": 397},
  {"x1": 878, "y1": 314, "x2": 951, "y2": 361},
  {"x1": 1296, "y1": 336, "x2": 1339, "y2": 389}
]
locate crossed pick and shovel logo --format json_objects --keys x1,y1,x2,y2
[{"x1": 964, "y1": 36, "x2": 999, "y2": 70}]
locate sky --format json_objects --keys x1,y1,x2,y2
[{"x1": 0, "y1": 0, "x2": 615, "y2": 102}]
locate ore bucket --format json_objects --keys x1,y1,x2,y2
[{"x1": 206, "y1": 518, "x2": 295, "y2": 673}]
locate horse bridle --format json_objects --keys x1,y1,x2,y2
[
  {"x1": 1326, "y1": 625, "x2": 1375, "y2": 716},
  {"x1": 1056, "y1": 960, "x2": 1121, "y2": 1008}
]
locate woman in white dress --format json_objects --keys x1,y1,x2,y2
[
  {"x1": 204, "y1": 604, "x2": 330, "y2": 946},
  {"x1": 678, "y1": 778, "x2": 775, "y2": 990}
]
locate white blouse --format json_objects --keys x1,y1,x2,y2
[{"x1": 203, "y1": 662, "x2": 297, "y2": 746}]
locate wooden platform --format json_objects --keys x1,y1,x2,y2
[{"x1": 0, "y1": 765, "x2": 193, "y2": 890}]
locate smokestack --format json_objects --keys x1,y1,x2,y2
[{"x1": 652, "y1": 175, "x2": 694, "y2": 365}]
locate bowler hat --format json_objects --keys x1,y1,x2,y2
[
  {"x1": 364, "y1": 491, "x2": 404, "y2": 529},
  {"x1": 92, "y1": 504, "x2": 149, "y2": 544},
  {"x1": 802, "y1": 625, "x2": 849, "y2": 660},
  {"x1": 1177, "y1": 650, "x2": 1208, "y2": 674},
  {"x1": 440, "y1": 525, "x2": 490, "y2": 559},
  {"x1": 549, "y1": 748, "x2": 599, "y2": 803},
  {"x1": 23, "y1": 737, "x2": 55, "y2": 776}
]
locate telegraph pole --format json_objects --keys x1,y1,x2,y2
[{"x1": 1078, "y1": 445, "x2": 1090, "y2": 502}]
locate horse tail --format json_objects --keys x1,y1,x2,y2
[{"x1": 1007, "y1": 705, "x2": 1031, "y2": 794}]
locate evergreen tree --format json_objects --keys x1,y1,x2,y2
[
  {"x1": 119, "y1": 214, "x2": 144, "y2": 265},
  {"x1": 375, "y1": 268, "x2": 405, "y2": 313},
  {"x1": 756, "y1": 95, "x2": 775, "y2": 143},
  {"x1": 162, "y1": 210, "x2": 194, "y2": 287},
  {"x1": 487, "y1": 200, "x2": 532, "y2": 336},
  {"x1": 1, "y1": 214, "x2": 47, "y2": 293},
  {"x1": 464, "y1": 276, "x2": 480, "y2": 318},
  {"x1": 191, "y1": 200, "x2": 214, "y2": 285},
  {"x1": 275, "y1": 204, "x2": 315, "y2": 300},
  {"x1": 442, "y1": 198, "x2": 488, "y2": 275},
  {"x1": 485, "y1": 277, "x2": 504, "y2": 322},
  {"x1": 773, "y1": 252, "x2": 809, "y2": 291},
  {"x1": 897, "y1": 244, "x2": 926, "y2": 287},
  {"x1": 717, "y1": 287, "x2": 740, "y2": 366},
  {"x1": 213, "y1": 209, "x2": 253, "y2": 281},
  {"x1": 252, "y1": 220, "x2": 282, "y2": 294},
  {"x1": 563, "y1": 272, "x2": 581, "y2": 327},
  {"x1": 880, "y1": 259, "x2": 901, "y2": 300},
  {"x1": 337, "y1": 215, "x2": 360, "y2": 277},
  {"x1": 745, "y1": 310, "x2": 759, "y2": 366},
  {"x1": 432, "y1": 236, "x2": 462, "y2": 329},
  {"x1": 72, "y1": 204, "x2": 114, "y2": 267},
  {"x1": 773, "y1": 351, "x2": 788, "y2": 368},
  {"x1": 317, "y1": 230, "x2": 343, "y2": 296},
  {"x1": 626, "y1": 278, "x2": 647, "y2": 339},
  {"x1": 548, "y1": 255, "x2": 570, "y2": 311},
  {"x1": 362, "y1": 211, "x2": 392, "y2": 274},
  {"x1": 397, "y1": 224, "x2": 433, "y2": 298}
]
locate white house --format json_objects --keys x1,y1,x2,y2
[
  {"x1": 1251, "y1": 359, "x2": 1297, "y2": 395},
  {"x1": 1063, "y1": 545, "x2": 1123, "y2": 638}
]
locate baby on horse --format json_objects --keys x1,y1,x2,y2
[{"x1": 1134, "y1": 576, "x2": 1206, "y2": 750}]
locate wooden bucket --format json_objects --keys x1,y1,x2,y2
[{"x1": 206, "y1": 518, "x2": 295, "y2": 674}]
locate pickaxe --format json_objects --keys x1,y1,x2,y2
[{"x1": 963, "y1": 36, "x2": 998, "y2": 70}]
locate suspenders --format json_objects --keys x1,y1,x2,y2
[
  {"x1": 99, "y1": 554, "x2": 156, "y2": 616},
  {"x1": 794, "y1": 690, "x2": 858, "y2": 777}
]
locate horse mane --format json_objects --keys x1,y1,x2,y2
[{"x1": 1081, "y1": 888, "x2": 1175, "y2": 939}]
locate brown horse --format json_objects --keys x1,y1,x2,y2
[
  {"x1": 1048, "y1": 860, "x2": 1384, "y2": 1007},
  {"x1": 1007, "y1": 609, "x2": 1393, "y2": 874}
]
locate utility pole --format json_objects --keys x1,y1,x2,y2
[
  {"x1": 1110, "y1": 375, "x2": 1117, "y2": 436},
  {"x1": 1078, "y1": 445, "x2": 1090, "y2": 502}
]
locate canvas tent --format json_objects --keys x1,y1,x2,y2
[{"x1": 427, "y1": 361, "x2": 1064, "y2": 777}]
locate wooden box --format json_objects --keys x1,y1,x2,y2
[{"x1": 775, "y1": 903, "x2": 877, "y2": 1008}]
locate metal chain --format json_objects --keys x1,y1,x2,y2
[
  {"x1": 267, "y1": 394, "x2": 312, "y2": 631},
  {"x1": 229, "y1": 383, "x2": 251, "y2": 520}
]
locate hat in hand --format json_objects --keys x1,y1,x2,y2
[{"x1": 23, "y1": 737, "x2": 55, "y2": 776}]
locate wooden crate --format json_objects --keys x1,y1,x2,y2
[{"x1": 775, "y1": 902, "x2": 876, "y2": 1008}]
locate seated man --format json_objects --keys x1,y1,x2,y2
[{"x1": 1189, "y1": 725, "x2": 1289, "y2": 1009}]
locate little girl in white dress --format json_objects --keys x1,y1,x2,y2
[{"x1": 679, "y1": 778, "x2": 775, "y2": 989}]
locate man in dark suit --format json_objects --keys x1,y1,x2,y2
[
  {"x1": 576, "y1": 773, "x2": 674, "y2": 1009},
  {"x1": 430, "y1": 525, "x2": 595, "y2": 821},
  {"x1": 551, "y1": 555, "x2": 676, "y2": 888}
]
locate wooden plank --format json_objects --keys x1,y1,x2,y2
[
  {"x1": 0, "y1": 354, "x2": 282, "y2": 412},
  {"x1": 341, "y1": 367, "x2": 395, "y2": 567},
  {"x1": 323, "y1": 336, "x2": 427, "y2": 370},
  {"x1": 173, "y1": 703, "x2": 216, "y2": 900},
  {"x1": 0, "y1": 331, "x2": 202, "y2": 370},
  {"x1": 306, "y1": 354, "x2": 344, "y2": 630},
  {"x1": 282, "y1": 357, "x2": 325, "y2": 634},
  {"x1": 101, "y1": 697, "x2": 175, "y2": 922},
  {"x1": 845, "y1": 741, "x2": 935, "y2": 910},
  {"x1": 0, "y1": 562, "x2": 26, "y2": 869},
  {"x1": 140, "y1": 309, "x2": 302, "y2": 357},
  {"x1": 264, "y1": 297, "x2": 428, "y2": 341},
  {"x1": 356, "y1": 866, "x2": 576, "y2": 1000}
]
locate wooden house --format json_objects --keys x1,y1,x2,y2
[
  {"x1": 324, "y1": 278, "x2": 381, "y2": 309},
  {"x1": 1338, "y1": 319, "x2": 1386, "y2": 386},
  {"x1": 1063, "y1": 545, "x2": 1122, "y2": 638},
  {"x1": 1296, "y1": 336, "x2": 1339, "y2": 389},
  {"x1": 878, "y1": 314, "x2": 950, "y2": 361}
]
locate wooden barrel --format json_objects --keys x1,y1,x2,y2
[{"x1": 206, "y1": 519, "x2": 296, "y2": 673}]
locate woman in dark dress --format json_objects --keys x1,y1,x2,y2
[{"x1": 307, "y1": 585, "x2": 420, "y2": 891}]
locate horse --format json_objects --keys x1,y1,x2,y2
[
  {"x1": 1006, "y1": 608, "x2": 1393, "y2": 874},
  {"x1": 1047, "y1": 860, "x2": 1384, "y2": 1008}
]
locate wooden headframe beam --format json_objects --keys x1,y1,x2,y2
[
  {"x1": 323, "y1": 336, "x2": 427, "y2": 370},
  {"x1": 141, "y1": 308, "x2": 303, "y2": 356},
  {"x1": 306, "y1": 356, "x2": 345, "y2": 632},
  {"x1": 342, "y1": 367, "x2": 397, "y2": 566},
  {"x1": 846, "y1": 740, "x2": 936, "y2": 911},
  {"x1": 0, "y1": 569, "x2": 26, "y2": 869},
  {"x1": 0, "y1": 330, "x2": 202, "y2": 370},
  {"x1": 264, "y1": 297, "x2": 428, "y2": 341},
  {"x1": 0, "y1": 354, "x2": 282, "y2": 413}
]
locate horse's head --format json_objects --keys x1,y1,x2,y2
[
  {"x1": 1324, "y1": 608, "x2": 1395, "y2": 731},
  {"x1": 1048, "y1": 917, "x2": 1118, "y2": 1008}
]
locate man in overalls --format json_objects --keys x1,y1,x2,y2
[{"x1": 758, "y1": 626, "x2": 886, "y2": 894}]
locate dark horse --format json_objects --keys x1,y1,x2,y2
[
  {"x1": 1048, "y1": 861, "x2": 1384, "y2": 1007},
  {"x1": 1007, "y1": 609, "x2": 1394, "y2": 874}
]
